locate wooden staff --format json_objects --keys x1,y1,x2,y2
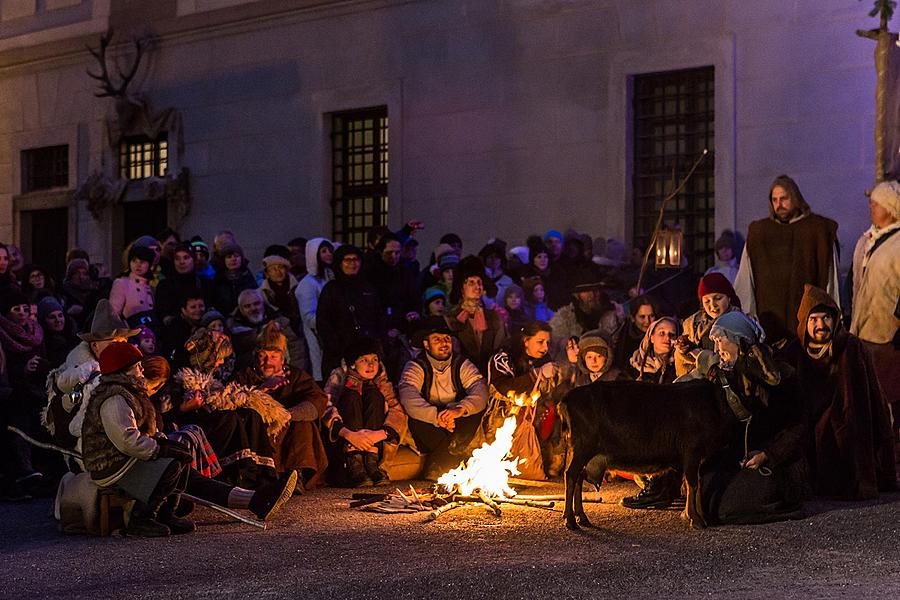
[
  {"x1": 427, "y1": 501, "x2": 464, "y2": 521},
  {"x1": 478, "y1": 490, "x2": 502, "y2": 516}
]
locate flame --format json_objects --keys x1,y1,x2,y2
[{"x1": 437, "y1": 416, "x2": 521, "y2": 498}]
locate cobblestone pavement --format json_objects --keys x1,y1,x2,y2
[{"x1": 2, "y1": 481, "x2": 899, "y2": 599}]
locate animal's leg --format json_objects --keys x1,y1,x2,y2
[
  {"x1": 682, "y1": 455, "x2": 707, "y2": 529},
  {"x1": 564, "y1": 450, "x2": 591, "y2": 531},
  {"x1": 575, "y1": 457, "x2": 604, "y2": 527}
]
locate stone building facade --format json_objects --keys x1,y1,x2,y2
[{"x1": 0, "y1": 0, "x2": 880, "y2": 276}]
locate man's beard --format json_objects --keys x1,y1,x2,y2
[
  {"x1": 809, "y1": 328, "x2": 833, "y2": 345},
  {"x1": 245, "y1": 312, "x2": 265, "y2": 325},
  {"x1": 774, "y1": 209, "x2": 799, "y2": 223}
]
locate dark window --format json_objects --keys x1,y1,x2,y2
[
  {"x1": 633, "y1": 66, "x2": 715, "y2": 274},
  {"x1": 119, "y1": 135, "x2": 168, "y2": 180},
  {"x1": 331, "y1": 107, "x2": 389, "y2": 247},
  {"x1": 123, "y1": 200, "x2": 168, "y2": 248},
  {"x1": 21, "y1": 145, "x2": 68, "y2": 193}
]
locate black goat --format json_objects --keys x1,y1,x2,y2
[{"x1": 560, "y1": 377, "x2": 750, "y2": 531}]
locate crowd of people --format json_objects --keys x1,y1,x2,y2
[{"x1": 0, "y1": 173, "x2": 897, "y2": 536}]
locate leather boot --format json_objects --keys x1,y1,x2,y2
[
  {"x1": 363, "y1": 452, "x2": 387, "y2": 485},
  {"x1": 127, "y1": 501, "x2": 171, "y2": 537},
  {"x1": 156, "y1": 495, "x2": 196, "y2": 535},
  {"x1": 346, "y1": 453, "x2": 372, "y2": 487}
]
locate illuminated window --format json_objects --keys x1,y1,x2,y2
[
  {"x1": 119, "y1": 135, "x2": 168, "y2": 180},
  {"x1": 633, "y1": 66, "x2": 715, "y2": 274},
  {"x1": 21, "y1": 145, "x2": 68, "y2": 193},
  {"x1": 331, "y1": 107, "x2": 388, "y2": 247}
]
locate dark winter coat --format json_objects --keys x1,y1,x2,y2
[{"x1": 211, "y1": 268, "x2": 257, "y2": 316}]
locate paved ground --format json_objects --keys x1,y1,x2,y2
[{"x1": 1, "y1": 480, "x2": 899, "y2": 600}]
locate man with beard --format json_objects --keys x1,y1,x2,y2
[
  {"x1": 549, "y1": 272, "x2": 624, "y2": 360},
  {"x1": 735, "y1": 174, "x2": 839, "y2": 344},
  {"x1": 398, "y1": 317, "x2": 488, "y2": 479},
  {"x1": 235, "y1": 323, "x2": 329, "y2": 490},
  {"x1": 160, "y1": 291, "x2": 206, "y2": 368},
  {"x1": 228, "y1": 288, "x2": 307, "y2": 374},
  {"x1": 782, "y1": 285, "x2": 896, "y2": 499}
]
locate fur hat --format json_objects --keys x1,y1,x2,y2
[
  {"x1": 697, "y1": 272, "x2": 741, "y2": 309},
  {"x1": 869, "y1": 180, "x2": 900, "y2": 220},
  {"x1": 451, "y1": 255, "x2": 495, "y2": 302},
  {"x1": 185, "y1": 327, "x2": 233, "y2": 372},
  {"x1": 262, "y1": 255, "x2": 291, "y2": 271},
  {"x1": 98, "y1": 342, "x2": 143, "y2": 375},
  {"x1": 79, "y1": 299, "x2": 141, "y2": 342},
  {"x1": 521, "y1": 275, "x2": 544, "y2": 302},
  {"x1": 256, "y1": 321, "x2": 288, "y2": 356},
  {"x1": 343, "y1": 336, "x2": 382, "y2": 367}
]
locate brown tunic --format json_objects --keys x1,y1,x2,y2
[{"x1": 746, "y1": 214, "x2": 837, "y2": 342}]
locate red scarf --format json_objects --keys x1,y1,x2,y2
[{"x1": 456, "y1": 299, "x2": 487, "y2": 332}]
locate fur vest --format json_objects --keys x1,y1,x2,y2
[{"x1": 82, "y1": 373, "x2": 160, "y2": 481}]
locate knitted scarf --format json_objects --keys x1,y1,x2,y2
[
  {"x1": 0, "y1": 315, "x2": 44, "y2": 354},
  {"x1": 457, "y1": 298, "x2": 487, "y2": 332}
]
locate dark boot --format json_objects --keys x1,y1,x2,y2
[
  {"x1": 346, "y1": 453, "x2": 372, "y2": 487},
  {"x1": 363, "y1": 452, "x2": 387, "y2": 485},
  {"x1": 620, "y1": 474, "x2": 676, "y2": 509},
  {"x1": 127, "y1": 502, "x2": 171, "y2": 537},
  {"x1": 157, "y1": 495, "x2": 196, "y2": 535},
  {"x1": 249, "y1": 470, "x2": 297, "y2": 521}
]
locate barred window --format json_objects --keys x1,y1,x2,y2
[
  {"x1": 21, "y1": 145, "x2": 68, "y2": 193},
  {"x1": 633, "y1": 66, "x2": 715, "y2": 274},
  {"x1": 331, "y1": 107, "x2": 389, "y2": 247},
  {"x1": 119, "y1": 135, "x2": 168, "y2": 180}
]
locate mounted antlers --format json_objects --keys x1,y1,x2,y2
[{"x1": 87, "y1": 29, "x2": 146, "y2": 98}]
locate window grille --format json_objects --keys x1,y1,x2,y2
[
  {"x1": 21, "y1": 145, "x2": 68, "y2": 193},
  {"x1": 331, "y1": 107, "x2": 389, "y2": 247},
  {"x1": 119, "y1": 135, "x2": 168, "y2": 180},
  {"x1": 633, "y1": 66, "x2": 715, "y2": 274}
]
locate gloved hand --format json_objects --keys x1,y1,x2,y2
[{"x1": 155, "y1": 437, "x2": 193, "y2": 465}]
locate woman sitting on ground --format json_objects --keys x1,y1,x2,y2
[{"x1": 322, "y1": 336, "x2": 407, "y2": 487}]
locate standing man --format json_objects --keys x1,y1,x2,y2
[
  {"x1": 734, "y1": 174, "x2": 839, "y2": 344},
  {"x1": 850, "y1": 181, "x2": 900, "y2": 436}
]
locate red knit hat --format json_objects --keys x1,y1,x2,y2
[
  {"x1": 99, "y1": 342, "x2": 144, "y2": 375},
  {"x1": 697, "y1": 273, "x2": 741, "y2": 309}
]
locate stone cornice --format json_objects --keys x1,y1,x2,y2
[{"x1": 0, "y1": 0, "x2": 412, "y2": 75}]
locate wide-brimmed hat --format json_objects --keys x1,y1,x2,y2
[
  {"x1": 570, "y1": 268, "x2": 605, "y2": 293},
  {"x1": 410, "y1": 316, "x2": 454, "y2": 347},
  {"x1": 78, "y1": 299, "x2": 141, "y2": 342}
]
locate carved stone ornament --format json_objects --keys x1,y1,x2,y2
[{"x1": 74, "y1": 171, "x2": 128, "y2": 220}]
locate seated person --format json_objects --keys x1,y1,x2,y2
[
  {"x1": 160, "y1": 291, "x2": 206, "y2": 368},
  {"x1": 674, "y1": 273, "x2": 743, "y2": 378},
  {"x1": 781, "y1": 285, "x2": 896, "y2": 500},
  {"x1": 322, "y1": 336, "x2": 407, "y2": 487},
  {"x1": 628, "y1": 317, "x2": 680, "y2": 384},
  {"x1": 398, "y1": 317, "x2": 488, "y2": 479},
  {"x1": 82, "y1": 343, "x2": 297, "y2": 537},
  {"x1": 559, "y1": 329, "x2": 621, "y2": 386},
  {"x1": 234, "y1": 323, "x2": 329, "y2": 490},
  {"x1": 228, "y1": 289, "x2": 307, "y2": 374}
]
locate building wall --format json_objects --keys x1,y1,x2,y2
[{"x1": 0, "y1": 0, "x2": 879, "y2": 271}]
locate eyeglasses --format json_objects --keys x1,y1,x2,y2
[{"x1": 342, "y1": 256, "x2": 361, "y2": 263}]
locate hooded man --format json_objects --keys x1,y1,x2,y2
[
  {"x1": 782, "y1": 285, "x2": 896, "y2": 500},
  {"x1": 849, "y1": 180, "x2": 900, "y2": 433},
  {"x1": 734, "y1": 174, "x2": 840, "y2": 344}
]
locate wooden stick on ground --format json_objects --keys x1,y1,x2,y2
[
  {"x1": 502, "y1": 497, "x2": 555, "y2": 509},
  {"x1": 427, "y1": 501, "x2": 464, "y2": 521},
  {"x1": 181, "y1": 493, "x2": 266, "y2": 529},
  {"x1": 478, "y1": 491, "x2": 502, "y2": 516}
]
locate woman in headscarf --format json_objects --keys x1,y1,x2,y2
[
  {"x1": 628, "y1": 317, "x2": 681, "y2": 384},
  {"x1": 674, "y1": 273, "x2": 743, "y2": 378}
]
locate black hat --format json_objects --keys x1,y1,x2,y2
[
  {"x1": 451, "y1": 255, "x2": 496, "y2": 301},
  {"x1": 0, "y1": 290, "x2": 30, "y2": 316},
  {"x1": 343, "y1": 336, "x2": 382, "y2": 367},
  {"x1": 411, "y1": 316, "x2": 453, "y2": 347},
  {"x1": 570, "y1": 268, "x2": 604, "y2": 293},
  {"x1": 128, "y1": 245, "x2": 156, "y2": 264}
]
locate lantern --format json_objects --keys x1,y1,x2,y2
[{"x1": 655, "y1": 227, "x2": 683, "y2": 268}]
